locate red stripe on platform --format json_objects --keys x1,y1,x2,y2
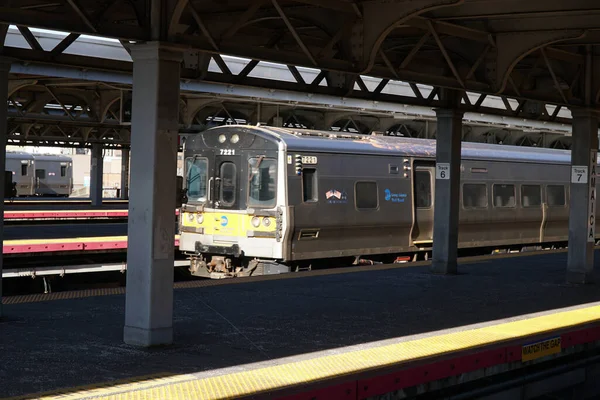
[
  {"x1": 3, "y1": 238, "x2": 180, "y2": 253},
  {"x1": 4, "y1": 209, "x2": 180, "y2": 219}
]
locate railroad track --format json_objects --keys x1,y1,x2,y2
[{"x1": 2, "y1": 245, "x2": 572, "y2": 305}]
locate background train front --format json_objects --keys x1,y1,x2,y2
[{"x1": 178, "y1": 126, "x2": 583, "y2": 279}]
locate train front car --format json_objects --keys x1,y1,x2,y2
[{"x1": 179, "y1": 126, "x2": 288, "y2": 278}]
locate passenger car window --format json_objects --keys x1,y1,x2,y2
[
  {"x1": 248, "y1": 157, "x2": 277, "y2": 208},
  {"x1": 60, "y1": 166, "x2": 67, "y2": 177},
  {"x1": 521, "y1": 185, "x2": 541, "y2": 207},
  {"x1": 547, "y1": 185, "x2": 565, "y2": 207},
  {"x1": 415, "y1": 171, "x2": 432, "y2": 208},
  {"x1": 355, "y1": 181, "x2": 378, "y2": 210},
  {"x1": 21, "y1": 164, "x2": 27, "y2": 176},
  {"x1": 462, "y1": 184, "x2": 487, "y2": 208},
  {"x1": 35, "y1": 169, "x2": 46, "y2": 179},
  {"x1": 493, "y1": 184, "x2": 516, "y2": 208},
  {"x1": 302, "y1": 168, "x2": 318, "y2": 202},
  {"x1": 185, "y1": 157, "x2": 208, "y2": 203}
]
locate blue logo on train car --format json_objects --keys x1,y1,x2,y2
[
  {"x1": 220, "y1": 216, "x2": 228, "y2": 226},
  {"x1": 384, "y1": 188, "x2": 407, "y2": 203}
]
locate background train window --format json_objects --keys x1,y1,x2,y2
[
  {"x1": 415, "y1": 171, "x2": 432, "y2": 208},
  {"x1": 521, "y1": 185, "x2": 541, "y2": 207},
  {"x1": 547, "y1": 185, "x2": 566, "y2": 207},
  {"x1": 248, "y1": 157, "x2": 277, "y2": 208},
  {"x1": 355, "y1": 181, "x2": 378, "y2": 210},
  {"x1": 493, "y1": 184, "x2": 516, "y2": 208},
  {"x1": 20, "y1": 164, "x2": 27, "y2": 176},
  {"x1": 302, "y1": 168, "x2": 318, "y2": 202},
  {"x1": 185, "y1": 157, "x2": 208, "y2": 203},
  {"x1": 219, "y1": 162, "x2": 237, "y2": 206},
  {"x1": 60, "y1": 166, "x2": 67, "y2": 177},
  {"x1": 462, "y1": 184, "x2": 487, "y2": 208},
  {"x1": 35, "y1": 169, "x2": 45, "y2": 179}
]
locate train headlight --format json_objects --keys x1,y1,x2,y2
[
  {"x1": 231, "y1": 134, "x2": 239, "y2": 144},
  {"x1": 196, "y1": 214, "x2": 204, "y2": 224},
  {"x1": 187, "y1": 213, "x2": 194, "y2": 222},
  {"x1": 218, "y1": 134, "x2": 227, "y2": 143},
  {"x1": 251, "y1": 216, "x2": 261, "y2": 228},
  {"x1": 262, "y1": 217, "x2": 271, "y2": 227}
]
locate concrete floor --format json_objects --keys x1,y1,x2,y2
[{"x1": 2, "y1": 250, "x2": 600, "y2": 398}]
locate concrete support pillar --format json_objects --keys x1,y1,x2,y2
[
  {"x1": 431, "y1": 108, "x2": 464, "y2": 274},
  {"x1": 567, "y1": 109, "x2": 599, "y2": 284},
  {"x1": 0, "y1": 58, "x2": 12, "y2": 318},
  {"x1": 120, "y1": 148, "x2": 129, "y2": 200},
  {"x1": 124, "y1": 42, "x2": 182, "y2": 347},
  {"x1": 90, "y1": 143, "x2": 103, "y2": 206}
]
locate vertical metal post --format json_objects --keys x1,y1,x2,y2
[
  {"x1": 567, "y1": 109, "x2": 598, "y2": 284},
  {"x1": 120, "y1": 148, "x2": 130, "y2": 200},
  {"x1": 124, "y1": 42, "x2": 182, "y2": 347},
  {"x1": 90, "y1": 143, "x2": 103, "y2": 206},
  {"x1": 0, "y1": 58, "x2": 11, "y2": 318},
  {"x1": 431, "y1": 103, "x2": 464, "y2": 274}
]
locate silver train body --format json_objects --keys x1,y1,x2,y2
[
  {"x1": 178, "y1": 125, "x2": 587, "y2": 279},
  {"x1": 5, "y1": 153, "x2": 73, "y2": 197}
]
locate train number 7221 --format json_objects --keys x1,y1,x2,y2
[{"x1": 219, "y1": 149, "x2": 236, "y2": 155}]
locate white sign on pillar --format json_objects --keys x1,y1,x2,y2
[
  {"x1": 436, "y1": 163, "x2": 450, "y2": 180},
  {"x1": 571, "y1": 166, "x2": 588, "y2": 183},
  {"x1": 588, "y1": 151, "x2": 597, "y2": 242}
]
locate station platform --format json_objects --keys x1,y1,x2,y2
[{"x1": 2, "y1": 250, "x2": 600, "y2": 399}]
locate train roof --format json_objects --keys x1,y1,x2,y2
[
  {"x1": 209, "y1": 125, "x2": 575, "y2": 165},
  {"x1": 31, "y1": 154, "x2": 72, "y2": 162},
  {"x1": 6, "y1": 152, "x2": 34, "y2": 160}
]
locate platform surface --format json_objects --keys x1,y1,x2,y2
[{"x1": 2, "y1": 250, "x2": 600, "y2": 399}]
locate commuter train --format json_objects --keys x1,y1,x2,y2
[
  {"x1": 178, "y1": 125, "x2": 581, "y2": 279},
  {"x1": 5, "y1": 152, "x2": 73, "y2": 197}
]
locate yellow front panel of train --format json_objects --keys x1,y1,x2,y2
[{"x1": 181, "y1": 211, "x2": 276, "y2": 237}]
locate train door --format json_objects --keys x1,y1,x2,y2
[
  {"x1": 412, "y1": 163, "x2": 435, "y2": 244},
  {"x1": 211, "y1": 155, "x2": 241, "y2": 210}
]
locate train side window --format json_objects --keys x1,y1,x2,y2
[
  {"x1": 35, "y1": 169, "x2": 46, "y2": 179},
  {"x1": 415, "y1": 170, "x2": 432, "y2": 208},
  {"x1": 462, "y1": 184, "x2": 487, "y2": 208},
  {"x1": 302, "y1": 168, "x2": 318, "y2": 202},
  {"x1": 521, "y1": 185, "x2": 541, "y2": 207},
  {"x1": 355, "y1": 181, "x2": 378, "y2": 210},
  {"x1": 21, "y1": 164, "x2": 27, "y2": 176},
  {"x1": 547, "y1": 185, "x2": 566, "y2": 207},
  {"x1": 60, "y1": 166, "x2": 67, "y2": 177},
  {"x1": 493, "y1": 184, "x2": 516, "y2": 208}
]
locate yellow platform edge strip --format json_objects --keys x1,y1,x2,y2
[{"x1": 9, "y1": 303, "x2": 600, "y2": 400}]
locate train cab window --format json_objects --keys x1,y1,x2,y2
[
  {"x1": 355, "y1": 181, "x2": 378, "y2": 210},
  {"x1": 493, "y1": 184, "x2": 516, "y2": 208},
  {"x1": 219, "y1": 162, "x2": 237, "y2": 206},
  {"x1": 521, "y1": 185, "x2": 541, "y2": 207},
  {"x1": 21, "y1": 164, "x2": 27, "y2": 176},
  {"x1": 302, "y1": 168, "x2": 318, "y2": 202},
  {"x1": 248, "y1": 157, "x2": 277, "y2": 208},
  {"x1": 547, "y1": 185, "x2": 566, "y2": 207},
  {"x1": 462, "y1": 184, "x2": 487, "y2": 208},
  {"x1": 185, "y1": 157, "x2": 208, "y2": 203},
  {"x1": 60, "y1": 166, "x2": 67, "y2": 177},
  {"x1": 415, "y1": 171, "x2": 432, "y2": 208}
]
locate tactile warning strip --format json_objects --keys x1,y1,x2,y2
[{"x1": 6, "y1": 304, "x2": 600, "y2": 400}]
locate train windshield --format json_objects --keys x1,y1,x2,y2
[
  {"x1": 186, "y1": 157, "x2": 208, "y2": 203},
  {"x1": 248, "y1": 157, "x2": 277, "y2": 208}
]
